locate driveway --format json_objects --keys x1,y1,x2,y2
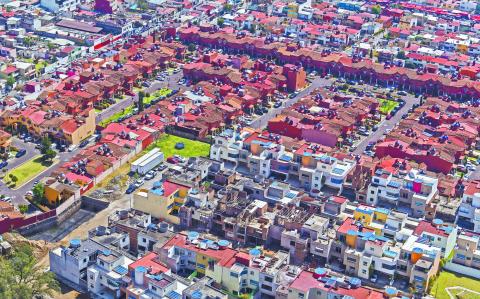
[
  {"x1": 96, "y1": 70, "x2": 185, "y2": 124},
  {"x1": 0, "y1": 140, "x2": 82, "y2": 208},
  {"x1": 353, "y1": 93, "x2": 419, "y2": 155},
  {"x1": 249, "y1": 77, "x2": 335, "y2": 129}
]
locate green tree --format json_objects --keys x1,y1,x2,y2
[
  {"x1": 223, "y1": 3, "x2": 233, "y2": 12},
  {"x1": 40, "y1": 136, "x2": 51, "y2": 155},
  {"x1": 32, "y1": 183, "x2": 44, "y2": 201},
  {"x1": 6, "y1": 75, "x2": 15, "y2": 87},
  {"x1": 44, "y1": 148, "x2": 56, "y2": 162},
  {"x1": 217, "y1": 17, "x2": 225, "y2": 27},
  {"x1": 10, "y1": 175, "x2": 17, "y2": 185},
  {"x1": 18, "y1": 205, "x2": 28, "y2": 214},
  {"x1": 138, "y1": 91, "x2": 145, "y2": 112},
  {"x1": 188, "y1": 43, "x2": 196, "y2": 52},
  {"x1": 0, "y1": 244, "x2": 59, "y2": 298},
  {"x1": 372, "y1": 5, "x2": 382, "y2": 15},
  {"x1": 397, "y1": 50, "x2": 406, "y2": 59}
]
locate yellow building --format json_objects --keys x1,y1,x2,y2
[
  {"x1": 60, "y1": 108, "x2": 96, "y2": 145},
  {"x1": 353, "y1": 206, "x2": 389, "y2": 235},
  {"x1": 42, "y1": 178, "x2": 80, "y2": 206},
  {"x1": 133, "y1": 180, "x2": 189, "y2": 225}
]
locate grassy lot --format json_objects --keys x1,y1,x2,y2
[
  {"x1": 99, "y1": 89, "x2": 172, "y2": 127},
  {"x1": 3, "y1": 156, "x2": 54, "y2": 187},
  {"x1": 149, "y1": 134, "x2": 210, "y2": 158},
  {"x1": 99, "y1": 106, "x2": 134, "y2": 127},
  {"x1": 430, "y1": 271, "x2": 480, "y2": 299},
  {"x1": 144, "y1": 88, "x2": 172, "y2": 105},
  {"x1": 378, "y1": 99, "x2": 399, "y2": 114}
]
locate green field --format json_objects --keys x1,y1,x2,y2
[
  {"x1": 378, "y1": 99, "x2": 399, "y2": 114},
  {"x1": 150, "y1": 134, "x2": 210, "y2": 158},
  {"x1": 3, "y1": 156, "x2": 54, "y2": 187},
  {"x1": 430, "y1": 271, "x2": 480, "y2": 299},
  {"x1": 98, "y1": 88, "x2": 172, "y2": 127},
  {"x1": 99, "y1": 106, "x2": 134, "y2": 127}
]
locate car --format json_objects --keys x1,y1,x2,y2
[
  {"x1": 15, "y1": 149, "x2": 27, "y2": 158},
  {"x1": 79, "y1": 140, "x2": 89, "y2": 148},
  {"x1": 372, "y1": 125, "x2": 379, "y2": 131},
  {"x1": 142, "y1": 82, "x2": 151, "y2": 87},
  {"x1": 2, "y1": 196, "x2": 11, "y2": 203},
  {"x1": 273, "y1": 102, "x2": 282, "y2": 108},
  {"x1": 358, "y1": 131, "x2": 369, "y2": 136},
  {"x1": 145, "y1": 171, "x2": 156, "y2": 180},
  {"x1": 0, "y1": 161, "x2": 8, "y2": 169},
  {"x1": 33, "y1": 180, "x2": 39, "y2": 186},
  {"x1": 398, "y1": 91, "x2": 407, "y2": 96},
  {"x1": 134, "y1": 179, "x2": 144, "y2": 188},
  {"x1": 68, "y1": 144, "x2": 78, "y2": 152},
  {"x1": 25, "y1": 191, "x2": 33, "y2": 199},
  {"x1": 125, "y1": 184, "x2": 136, "y2": 194}
]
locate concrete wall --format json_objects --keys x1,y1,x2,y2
[
  {"x1": 81, "y1": 196, "x2": 110, "y2": 212},
  {"x1": 444, "y1": 261, "x2": 480, "y2": 279}
]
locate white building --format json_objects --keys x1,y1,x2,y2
[{"x1": 40, "y1": 0, "x2": 83, "y2": 12}]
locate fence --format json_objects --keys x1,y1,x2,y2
[{"x1": 443, "y1": 261, "x2": 480, "y2": 279}]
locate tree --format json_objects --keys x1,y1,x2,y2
[
  {"x1": 138, "y1": 91, "x2": 145, "y2": 112},
  {"x1": 217, "y1": 17, "x2": 225, "y2": 27},
  {"x1": 6, "y1": 75, "x2": 15, "y2": 87},
  {"x1": 32, "y1": 183, "x2": 44, "y2": 201},
  {"x1": 44, "y1": 148, "x2": 56, "y2": 162},
  {"x1": 40, "y1": 136, "x2": 51, "y2": 155},
  {"x1": 188, "y1": 43, "x2": 196, "y2": 52},
  {"x1": 10, "y1": 175, "x2": 17, "y2": 185},
  {"x1": 18, "y1": 205, "x2": 28, "y2": 214},
  {"x1": 371, "y1": 5, "x2": 382, "y2": 15},
  {"x1": 223, "y1": 3, "x2": 233, "y2": 12},
  {"x1": 397, "y1": 50, "x2": 406, "y2": 59},
  {"x1": 0, "y1": 244, "x2": 60, "y2": 299}
]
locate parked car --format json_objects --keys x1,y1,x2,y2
[
  {"x1": 79, "y1": 140, "x2": 89, "y2": 148},
  {"x1": 15, "y1": 149, "x2": 26, "y2": 158},
  {"x1": 0, "y1": 161, "x2": 8, "y2": 169},
  {"x1": 145, "y1": 171, "x2": 156, "y2": 180},
  {"x1": 134, "y1": 179, "x2": 144, "y2": 188},
  {"x1": 125, "y1": 184, "x2": 136, "y2": 194}
]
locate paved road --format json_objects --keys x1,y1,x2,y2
[
  {"x1": 0, "y1": 71, "x2": 187, "y2": 208},
  {"x1": 353, "y1": 93, "x2": 419, "y2": 155},
  {"x1": 0, "y1": 141, "x2": 83, "y2": 208},
  {"x1": 250, "y1": 77, "x2": 335, "y2": 129},
  {"x1": 96, "y1": 71, "x2": 185, "y2": 124}
]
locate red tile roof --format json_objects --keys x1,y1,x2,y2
[{"x1": 162, "y1": 233, "x2": 237, "y2": 267}]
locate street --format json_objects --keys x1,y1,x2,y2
[
  {"x1": 353, "y1": 93, "x2": 419, "y2": 154},
  {"x1": 96, "y1": 71, "x2": 185, "y2": 124},
  {"x1": 250, "y1": 77, "x2": 335, "y2": 129},
  {"x1": 0, "y1": 139, "x2": 82, "y2": 208}
]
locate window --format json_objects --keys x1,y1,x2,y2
[
  {"x1": 299, "y1": 293, "x2": 305, "y2": 298},
  {"x1": 230, "y1": 272, "x2": 239, "y2": 278},
  {"x1": 362, "y1": 270, "x2": 367, "y2": 274},
  {"x1": 370, "y1": 190, "x2": 375, "y2": 194},
  {"x1": 261, "y1": 284, "x2": 272, "y2": 291},
  {"x1": 151, "y1": 286, "x2": 157, "y2": 291},
  {"x1": 264, "y1": 276, "x2": 273, "y2": 283}
]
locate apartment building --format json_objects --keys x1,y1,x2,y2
[
  {"x1": 451, "y1": 233, "x2": 480, "y2": 272},
  {"x1": 458, "y1": 180, "x2": 480, "y2": 232},
  {"x1": 367, "y1": 168, "x2": 438, "y2": 217},
  {"x1": 87, "y1": 250, "x2": 133, "y2": 298}
]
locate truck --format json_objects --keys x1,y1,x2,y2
[{"x1": 131, "y1": 148, "x2": 164, "y2": 175}]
